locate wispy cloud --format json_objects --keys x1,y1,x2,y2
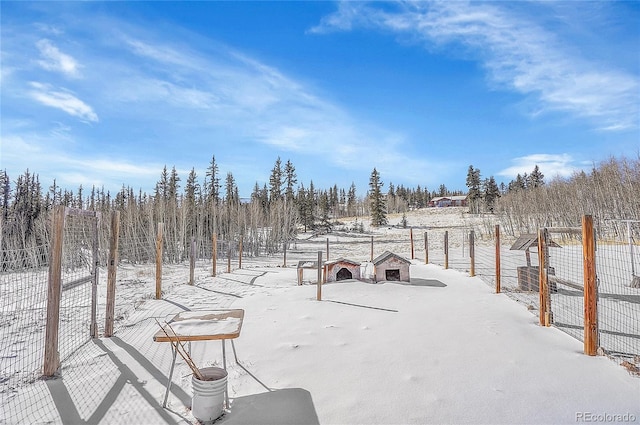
[
  {"x1": 28, "y1": 82, "x2": 98, "y2": 122},
  {"x1": 2, "y1": 133, "x2": 161, "y2": 190},
  {"x1": 311, "y1": 1, "x2": 639, "y2": 131},
  {"x1": 497, "y1": 153, "x2": 588, "y2": 181},
  {"x1": 5, "y1": 14, "x2": 440, "y2": 192},
  {"x1": 36, "y1": 39, "x2": 81, "y2": 78},
  {"x1": 114, "y1": 33, "x2": 438, "y2": 183}
]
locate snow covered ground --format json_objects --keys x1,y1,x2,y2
[{"x1": 2, "y1": 208, "x2": 639, "y2": 424}]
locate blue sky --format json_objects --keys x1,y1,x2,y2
[{"x1": 2, "y1": 1, "x2": 639, "y2": 198}]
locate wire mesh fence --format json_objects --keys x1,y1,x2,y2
[
  {"x1": 2, "y1": 213, "x2": 639, "y2": 424},
  {"x1": 0, "y1": 246, "x2": 50, "y2": 421},
  {"x1": 434, "y1": 219, "x2": 640, "y2": 368},
  {"x1": 595, "y1": 220, "x2": 640, "y2": 362}
]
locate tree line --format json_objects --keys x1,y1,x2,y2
[
  {"x1": 4, "y1": 153, "x2": 636, "y2": 266},
  {"x1": 0, "y1": 156, "x2": 454, "y2": 265},
  {"x1": 465, "y1": 155, "x2": 640, "y2": 237}
]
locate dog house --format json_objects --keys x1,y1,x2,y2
[
  {"x1": 510, "y1": 234, "x2": 559, "y2": 292},
  {"x1": 372, "y1": 251, "x2": 411, "y2": 283},
  {"x1": 325, "y1": 258, "x2": 361, "y2": 282}
]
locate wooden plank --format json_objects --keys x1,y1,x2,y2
[
  {"x1": 549, "y1": 275, "x2": 583, "y2": 291},
  {"x1": 547, "y1": 227, "x2": 581, "y2": 234},
  {"x1": 62, "y1": 275, "x2": 92, "y2": 291}
]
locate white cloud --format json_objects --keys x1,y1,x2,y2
[
  {"x1": 497, "y1": 153, "x2": 587, "y2": 181},
  {"x1": 1, "y1": 132, "x2": 161, "y2": 193},
  {"x1": 36, "y1": 39, "x2": 81, "y2": 78},
  {"x1": 28, "y1": 82, "x2": 98, "y2": 122},
  {"x1": 114, "y1": 34, "x2": 438, "y2": 183},
  {"x1": 311, "y1": 1, "x2": 639, "y2": 131}
]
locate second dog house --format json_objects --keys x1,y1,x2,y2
[{"x1": 373, "y1": 251, "x2": 411, "y2": 282}]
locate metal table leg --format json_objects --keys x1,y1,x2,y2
[
  {"x1": 222, "y1": 339, "x2": 229, "y2": 409},
  {"x1": 162, "y1": 345, "x2": 178, "y2": 408}
]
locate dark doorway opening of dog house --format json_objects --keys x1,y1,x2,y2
[
  {"x1": 336, "y1": 268, "x2": 353, "y2": 281},
  {"x1": 385, "y1": 269, "x2": 400, "y2": 281}
]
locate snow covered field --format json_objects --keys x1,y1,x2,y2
[{"x1": 2, "y1": 208, "x2": 639, "y2": 424}]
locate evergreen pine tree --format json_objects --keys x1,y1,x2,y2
[
  {"x1": 368, "y1": 168, "x2": 387, "y2": 227},
  {"x1": 528, "y1": 165, "x2": 545, "y2": 188},
  {"x1": 284, "y1": 159, "x2": 297, "y2": 203},
  {"x1": 466, "y1": 165, "x2": 482, "y2": 213},
  {"x1": 482, "y1": 176, "x2": 500, "y2": 213},
  {"x1": 347, "y1": 183, "x2": 357, "y2": 217},
  {"x1": 269, "y1": 157, "x2": 283, "y2": 203},
  {"x1": 205, "y1": 155, "x2": 220, "y2": 203}
]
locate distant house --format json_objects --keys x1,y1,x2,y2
[
  {"x1": 372, "y1": 251, "x2": 411, "y2": 283},
  {"x1": 428, "y1": 195, "x2": 468, "y2": 208},
  {"x1": 325, "y1": 258, "x2": 361, "y2": 282}
]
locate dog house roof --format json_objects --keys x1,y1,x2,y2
[
  {"x1": 325, "y1": 258, "x2": 361, "y2": 267},
  {"x1": 372, "y1": 250, "x2": 411, "y2": 266}
]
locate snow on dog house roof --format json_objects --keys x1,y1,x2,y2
[
  {"x1": 510, "y1": 234, "x2": 561, "y2": 251},
  {"x1": 372, "y1": 250, "x2": 411, "y2": 265},
  {"x1": 325, "y1": 258, "x2": 361, "y2": 266}
]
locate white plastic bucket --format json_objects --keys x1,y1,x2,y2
[{"x1": 192, "y1": 367, "x2": 228, "y2": 423}]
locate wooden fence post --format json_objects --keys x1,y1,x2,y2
[
  {"x1": 410, "y1": 228, "x2": 415, "y2": 259},
  {"x1": 155, "y1": 223, "x2": 163, "y2": 300},
  {"x1": 424, "y1": 232, "x2": 429, "y2": 264},
  {"x1": 105, "y1": 211, "x2": 120, "y2": 338},
  {"x1": 444, "y1": 231, "x2": 449, "y2": 269},
  {"x1": 239, "y1": 236, "x2": 243, "y2": 269},
  {"x1": 189, "y1": 237, "x2": 196, "y2": 285},
  {"x1": 370, "y1": 236, "x2": 374, "y2": 262},
  {"x1": 212, "y1": 233, "x2": 217, "y2": 277},
  {"x1": 283, "y1": 240, "x2": 287, "y2": 268},
  {"x1": 538, "y1": 228, "x2": 551, "y2": 326},
  {"x1": 326, "y1": 238, "x2": 329, "y2": 261},
  {"x1": 317, "y1": 251, "x2": 323, "y2": 301},
  {"x1": 469, "y1": 230, "x2": 475, "y2": 277},
  {"x1": 227, "y1": 244, "x2": 232, "y2": 273},
  {"x1": 583, "y1": 215, "x2": 598, "y2": 356},
  {"x1": 495, "y1": 225, "x2": 501, "y2": 294},
  {"x1": 43, "y1": 206, "x2": 65, "y2": 376},
  {"x1": 90, "y1": 210, "x2": 99, "y2": 338}
]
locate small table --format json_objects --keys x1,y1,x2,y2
[{"x1": 153, "y1": 309, "x2": 244, "y2": 408}]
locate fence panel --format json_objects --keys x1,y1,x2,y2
[{"x1": 596, "y1": 220, "x2": 640, "y2": 361}]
